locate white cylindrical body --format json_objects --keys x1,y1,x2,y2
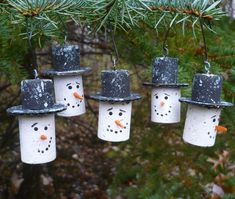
[
  {"x1": 151, "y1": 87, "x2": 181, "y2": 123},
  {"x1": 18, "y1": 114, "x2": 56, "y2": 164},
  {"x1": 183, "y1": 104, "x2": 221, "y2": 147},
  {"x1": 97, "y1": 101, "x2": 132, "y2": 142},
  {"x1": 53, "y1": 76, "x2": 85, "y2": 117}
]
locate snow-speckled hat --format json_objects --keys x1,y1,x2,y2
[
  {"x1": 7, "y1": 79, "x2": 66, "y2": 115},
  {"x1": 143, "y1": 57, "x2": 188, "y2": 88},
  {"x1": 43, "y1": 44, "x2": 91, "y2": 76},
  {"x1": 89, "y1": 69, "x2": 141, "y2": 102},
  {"x1": 180, "y1": 73, "x2": 233, "y2": 107}
]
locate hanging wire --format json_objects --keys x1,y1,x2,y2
[
  {"x1": 199, "y1": 18, "x2": 211, "y2": 74},
  {"x1": 110, "y1": 30, "x2": 119, "y2": 70},
  {"x1": 57, "y1": 14, "x2": 68, "y2": 44},
  {"x1": 25, "y1": 17, "x2": 39, "y2": 78},
  {"x1": 162, "y1": 25, "x2": 171, "y2": 57}
]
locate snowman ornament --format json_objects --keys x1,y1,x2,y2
[
  {"x1": 90, "y1": 70, "x2": 141, "y2": 142},
  {"x1": 180, "y1": 74, "x2": 233, "y2": 147},
  {"x1": 7, "y1": 79, "x2": 66, "y2": 164},
  {"x1": 44, "y1": 44, "x2": 91, "y2": 117},
  {"x1": 143, "y1": 57, "x2": 188, "y2": 123}
]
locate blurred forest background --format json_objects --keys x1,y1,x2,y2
[{"x1": 0, "y1": 1, "x2": 235, "y2": 199}]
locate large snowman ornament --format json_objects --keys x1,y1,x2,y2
[
  {"x1": 180, "y1": 74, "x2": 233, "y2": 147},
  {"x1": 7, "y1": 79, "x2": 66, "y2": 164},
  {"x1": 144, "y1": 57, "x2": 188, "y2": 123},
  {"x1": 90, "y1": 70, "x2": 141, "y2": 142},
  {"x1": 44, "y1": 44, "x2": 91, "y2": 117}
]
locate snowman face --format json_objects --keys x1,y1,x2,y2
[
  {"x1": 53, "y1": 76, "x2": 85, "y2": 117},
  {"x1": 183, "y1": 104, "x2": 221, "y2": 147},
  {"x1": 18, "y1": 114, "x2": 56, "y2": 164},
  {"x1": 97, "y1": 101, "x2": 132, "y2": 142},
  {"x1": 151, "y1": 88, "x2": 181, "y2": 123}
]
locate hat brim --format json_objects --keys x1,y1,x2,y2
[
  {"x1": 7, "y1": 104, "x2": 67, "y2": 115},
  {"x1": 179, "y1": 97, "x2": 233, "y2": 108},
  {"x1": 43, "y1": 67, "x2": 91, "y2": 76},
  {"x1": 89, "y1": 93, "x2": 141, "y2": 102},
  {"x1": 143, "y1": 82, "x2": 188, "y2": 88}
]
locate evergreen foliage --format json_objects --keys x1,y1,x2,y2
[
  {"x1": 0, "y1": 1, "x2": 234, "y2": 198},
  {"x1": 0, "y1": 0, "x2": 227, "y2": 85}
]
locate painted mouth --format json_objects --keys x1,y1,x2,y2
[
  {"x1": 106, "y1": 123, "x2": 128, "y2": 134},
  {"x1": 64, "y1": 97, "x2": 83, "y2": 109},
  {"x1": 37, "y1": 136, "x2": 52, "y2": 154},
  {"x1": 207, "y1": 132, "x2": 215, "y2": 140},
  {"x1": 154, "y1": 105, "x2": 172, "y2": 117}
]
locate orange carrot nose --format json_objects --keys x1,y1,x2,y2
[
  {"x1": 40, "y1": 134, "x2": 47, "y2": 141},
  {"x1": 160, "y1": 101, "x2": 165, "y2": 107},
  {"x1": 215, "y1": 125, "x2": 228, "y2": 134},
  {"x1": 115, "y1": 120, "x2": 124, "y2": 128},
  {"x1": 73, "y1": 92, "x2": 84, "y2": 100}
]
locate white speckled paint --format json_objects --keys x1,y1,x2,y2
[
  {"x1": 183, "y1": 104, "x2": 221, "y2": 147},
  {"x1": 18, "y1": 114, "x2": 56, "y2": 164},
  {"x1": 97, "y1": 102, "x2": 132, "y2": 142},
  {"x1": 53, "y1": 76, "x2": 85, "y2": 117},
  {"x1": 151, "y1": 88, "x2": 181, "y2": 123}
]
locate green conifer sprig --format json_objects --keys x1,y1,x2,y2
[
  {"x1": 0, "y1": 0, "x2": 84, "y2": 41},
  {"x1": 0, "y1": 0, "x2": 225, "y2": 40},
  {"x1": 84, "y1": 0, "x2": 225, "y2": 31}
]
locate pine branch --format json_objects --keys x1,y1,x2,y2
[
  {"x1": 0, "y1": 0, "x2": 226, "y2": 41},
  {"x1": 148, "y1": 0, "x2": 224, "y2": 20},
  {"x1": 84, "y1": 0, "x2": 225, "y2": 31},
  {"x1": 0, "y1": 0, "x2": 84, "y2": 42},
  {"x1": 5, "y1": 0, "x2": 84, "y2": 17}
]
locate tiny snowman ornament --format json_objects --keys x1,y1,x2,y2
[
  {"x1": 143, "y1": 57, "x2": 188, "y2": 123},
  {"x1": 90, "y1": 70, "x2": 141, "y2": 142},
  {"x1": 7, "y1": 79, "x2": 66, "y2": 164},
  {"x1": 44, "y1": 44, "x2": 91, "y2": 117},
  {"x1": 180, "y1": 74, "x2": 233, "y2": 147}
]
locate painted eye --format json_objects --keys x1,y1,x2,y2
[
  {"x1": 156, "y1": 96, "x2": 158, "y2": 99},
  {"x1": 44, "y1": 126, "x2": 48, "y2": 130},
  {"x1": 34, "y1": 127, "x2": 38, "y2": 131},
  {"x1": 213, "y1": 118, "x2": 216, "y2": 122},
  {"x1": 119, "y1": 112, "x2": 122, "y2": 116},
  {"x1": 68, "y1": 86, "x2": 72, "y2": 90},
  {"x1": 76, "y1": 85, "x2": 79, "y2": 89},
  {"x1": 109, "y1": 112, "x2": 113, "y2": 116},
  {"x1": 164, "y1": 96, "x2": 168, "y2": 100}
]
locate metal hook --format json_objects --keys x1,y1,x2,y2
[
  {"x1": 204, "y1": 61, "x2": 211, "y2": 74},
  {"x1": 110, "y1": 53, "x2": 116, "y2": 70},
  {"x1": 113, "y1": 58, "x2": 116, "y2": 70},
  {"x1": 163, "y1": 45, "x2": 169, "y2": 57},
  {"x1": 64, "y1": 32, "x2": 67, "y2": 44},
  {"x1": 34, "y1": 69, "x2": 39, "y2": 79},
  {"x1": 87, "y1": 25, "x2": 92, "y2": 35}
]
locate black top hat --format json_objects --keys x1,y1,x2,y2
[
  {"x1": 90, "y1": 69, "x2": 141, "y2": 102},
  {"x1": 180, "y1": 73, "x2": 233, "y2": 107},
  {"x1": 43, "y1": 44, "x2": 91, "y2": 76},
  {"x1": 7, "y1": 79, "x2": 66, "y2": 115},
  {"x1": 143, "y1": 57, "x2": 188, "y2": 88}
]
